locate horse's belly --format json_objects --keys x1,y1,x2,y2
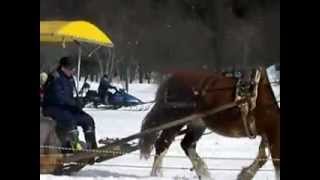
[{"x1": 203, "y1": 117, "x2": 247, "y2": 138}]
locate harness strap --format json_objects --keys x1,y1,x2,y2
[
  {"x1": 192, "y1": 75, "x2": 218, "y2": 109},
  {"x1": 236, "y1": 68, "x2": 262, "y2": 139}
]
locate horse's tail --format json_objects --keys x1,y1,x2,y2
[
  {"x1": 139, "y1": 78, "x2": 171, "y2": 160},
  {"x1": 138, "y1": 102, "x2": 163, "y2": 160}
]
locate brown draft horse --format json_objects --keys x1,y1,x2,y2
[{"x1": 139, "y1": 68, "x2": 280, "y2": 180}]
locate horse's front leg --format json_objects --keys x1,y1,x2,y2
[
  {"x1": 151, "y1": 126, "x2": 182, "y2": 177},
  {"x1": 269, "y1": 132, "x2": 280, "y2": 180},
  {"x1": 181, "y1": 121, "x2": 212, "y2": 180},
  {"x1": 237, "y1": 135, "x2": 269, "y2": 180}
]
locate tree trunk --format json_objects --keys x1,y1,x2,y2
[
  {"x1": 129, "y1": 67, "x2": 133, "y2": 83},
  {"x1": 90, "y1": 74, "x2": 94, "y2": 82},
  {"x1": 95, "y1": 75, "x2": 99, "y2": 82},
  {"x1": 145, "y1": 71, "x2": 151, "y2": 84},
  {"x1": 243, "y1": 40, "x2": 249, "y2": 68},
  {"x1": 104, "y1": 49, "x2": 110, "y2": 78},
  {"x1": 138, "y1": 63, "x2": 143, "y2": 84},
  {"x1": 207, "y1": 0, "x2": 224, "y2": 70},
  {"x1": 95, "y1": 52, "x2": 104, "y2": 77},
  {"x1": 125, "y1": 66, "x2": 129, "y2": 92},
  {"x1": 108, "y1": 48, "x2": 116, "y2": 80},
  {"x1": 129, "y1": 65, "x2": 134, "y2": 84}
]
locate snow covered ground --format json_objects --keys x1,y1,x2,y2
[{"x1": 40, "y1": 82, "x2": 276, "y2": 180}]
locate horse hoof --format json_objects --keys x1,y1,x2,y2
[
  {"x1": 237, "y1": 170, "x2": 254, "y2": 180},
  {"x1": 150, "y1": 171, "x2": 163, "y2": 177},
  {"x1": 199, "y1": 176, "x2": 214, "y2": 180}
]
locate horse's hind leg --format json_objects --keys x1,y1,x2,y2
[
  {"x1": 151, "y1": 126, "x2": 182, "y2": 176},
  {"x1": 181, "y1": 121, "x2": 211, "y2": 180},
  {"x1": 237, "y1": 135, "x2": 269, "y2": 180}
]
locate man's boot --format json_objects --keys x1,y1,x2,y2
[
  {"x1": 66, "y1": 129, "x2": 82, "y2": 152},
  {"x1": 84, "y1": 129, "x2": 98, "y2": 165},
  {"x1": 84, "y1": 129, "x2": 98, "y2": 149}
]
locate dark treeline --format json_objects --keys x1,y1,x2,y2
[{"x1": 40, "y1": 0, "x2": 279, "y2": 82}]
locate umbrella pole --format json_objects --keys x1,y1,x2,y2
[{"x1": 77, "y1": 46, "x2": 82, "y2": 91}]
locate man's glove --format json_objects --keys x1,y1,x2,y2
[
  {"x1": 67, "y1": 100, "x2": 83, "y2": 112},
  {"x1": 73, "y1": 101, "x2": 83, "y2": 112},
  {"x1": 76, "y1": 98, "x2": 86, "y2": 109}
]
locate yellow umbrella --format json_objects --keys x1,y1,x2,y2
[
  {"x1": 40, "y1": 20, "x2": 113, "y2": 47},
  {"x1": 40, "y1": 20, "x2": 114, "y2": 91}
]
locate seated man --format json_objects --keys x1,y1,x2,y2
[
  {"x1": 98, "y1": 74, "x2": 117, "y2": 104},
  {"x1": 42, "y1": 56, "x2": 98, "y2": 151}
]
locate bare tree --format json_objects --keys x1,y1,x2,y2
[{"x1": 41, "y1": 0, "x2": 280, "y2": 73}]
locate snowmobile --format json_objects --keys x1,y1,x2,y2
[
  {"x1": 78, "y1": 79, "x2": 153, "y2": 111},
  {"x1": 83, "y1": 86, "x2": 144, "y2": 109}
]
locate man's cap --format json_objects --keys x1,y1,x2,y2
[
  {"x1": 59, "y1": 56, "x2": 76, "y2": 69},
  {"x1": 103, "y1": 74, "x2": 108, "y2": 78}
]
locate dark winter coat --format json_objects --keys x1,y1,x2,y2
[
  {"x1": 42, "y1": 69, "x2": 95, "y2": 131},
  {"x1": 98, "y1": 78, "x2": 116, "y2": 99},
  {"x1": 42, "y1": 69, "x2": 78, "y2": 111}
]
